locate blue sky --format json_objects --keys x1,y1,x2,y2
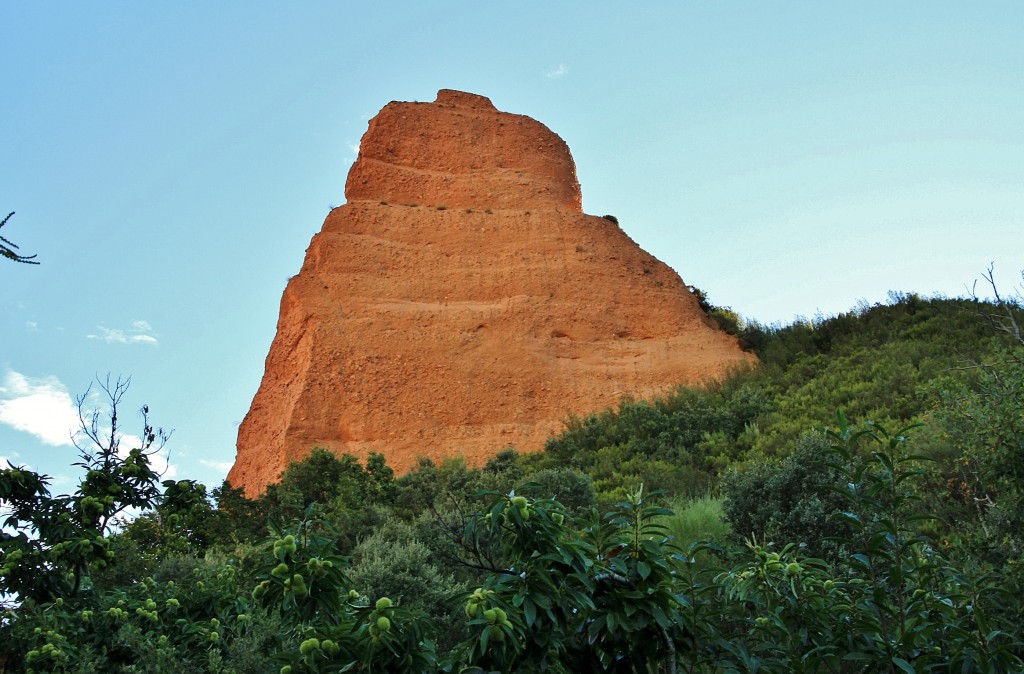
[{"x1": 3, "y1": 2, "x2": 1022, "y2": 493}]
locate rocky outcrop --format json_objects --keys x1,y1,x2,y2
[
  {"x1": 345, "y1": 89, "x2": 582, "y2": 212},
  {"x1": 228, "y1": 89, "x2": 754, "y2": 496}
]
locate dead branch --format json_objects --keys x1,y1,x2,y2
[{"x1": 970, "y1": 264, "x2": 1024, "y2": 346}]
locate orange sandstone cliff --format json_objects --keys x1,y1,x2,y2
[{"x1": 228, "y1": 89, "x2": 754, "y2": 496}]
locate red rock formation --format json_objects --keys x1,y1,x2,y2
[{"x1": 228, "y1": 89, "x2": 754, "y2": 497}]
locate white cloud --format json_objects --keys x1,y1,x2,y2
[
  {"x1": 0, "y1": 371, "x2": 175, "y2": 473},
  {"x1": 0, "y1": 371, "x2": 79, "y2": 446},
  {"x1": 546, "y1": 64, "x2": 569, "y2": 79},
  {"x1": 151, "y1": 451, "x2": 177, "y2": 480},
  {"x1": 0, "y1": 452, "x2": 23, "y2": 468},
  {"x1": 199, "y1": 459, "x2": 234, "y2": 473},
  {"x1": 87, "y1": 320, "x2": 158, "y2": 346},
  {"x1": 88, "y1": 327, "x2": 128, "y2": 343},
  {"x1": 50, "y1": 474, "x2": 74, "y2": 487}
]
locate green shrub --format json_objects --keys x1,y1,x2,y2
[
  {"x1": 721, "y1": 431, "x2": 853, "y2": 562},
  {"x1": 348, "y1": 520, "x2": 467, "y2": 651}
]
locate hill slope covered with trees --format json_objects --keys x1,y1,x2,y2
[{"x1": 2, "y1": 289, "x2": 1023, "y2": 672}]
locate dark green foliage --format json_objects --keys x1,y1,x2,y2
[
  {"x1": 250, "y1": 509, "x2": 439, "y2": 673},
  {"x1": 929, "y1": 347, "x2": 1024, "y2": 583},
  {"x1": 721, "y1": 432, "x2": 853, "y2": 562},
  {"x1": 823, "y1": 417, "x2": 1022, "y2": 672},
  {"x1": 5, "y1": 289, "x2": 1024, "y2": 671},
  {"x1": 539, "y1": 378, "x2": 770, "y2": 502},
  {"x1": 745, "y1": 296, "x2": 1013, "y2": 462},
  {"x1": 3, "y1": 555, "x2": 281, "y2": 673},
  {"x1": 391, "y1": 456, "x2": 463, "y2": 519},
  {"x1": 697, "y1": 419, "x2": 1024, "y2": 673},
  {"x1": 687, "y1": 285, "x2": 715, "y2": 314},
  {"x1": 451, "y1": 488, "x2": 689, "y2": 673},
  {"x1": 208, "y1": 480, "x2": 268, "y2": 544},
  {"x1": 5, "y1": 419, "x2": 1024, "y2": 671},
  {"x1": 686, "y1": 285, "x2": 766, "y2": 351},
  {"x1": 521, "y1": 467, "x2": 596, "y2": 515},
  {"x1": 263, "y1": 448, "x2": 388, "y2": 520},
  {"x1": 751, "y1": 293, "x2": 1002, "y2": 380},
  {"x1": 391, "y1": 451, "x2": 524, "y2": 523},
  {"x1": 258, "y1": 448, "x2": 397, "y2": 551},
  {"x1": 535, "y1": 295, "x2": 1020, "y2": 507},
  {"x1": 347, "y1": 519, "x2": 468, "y2": 652},
  {"x1": 157, "y1": 479, "x2": 216, "y2": 548}
]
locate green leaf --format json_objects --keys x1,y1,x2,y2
[
  {"x1": 479, "y1": 625, "x2": 491, "y2": 654},
  {"x1": 637, "y1": 560, "x2": 651, "y2": 580},
  {"x1": 872, "y1": 451, "x2": 895, "y2": 473},
  {"x1": 836, "y1": 511, "x2": 862, "y2": 525},
  {"x1": 842, "y1": 652, "x2": 874, "y2": 661},
  {"x1": 587, "y1": 613, "x2": 607, "y2": 643},
  {"x1": 986, "y1": 629, "x2": 1008, "y2": 643},
  {"x1": 892, "y1": 656, "x2": 915, "y2": 674},
  {"x1": 524, "y1": 598, "x2": 537, "y2": 627},
  {"x1": 650, "y1": 604, "x2": 672, "y2": 629}
]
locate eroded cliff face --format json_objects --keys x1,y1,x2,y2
[{"x1": 228, "y1": 89, "x2": 754, "y2": 496}]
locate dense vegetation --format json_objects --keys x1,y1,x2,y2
[{"x1": 3, "y1": 288, "x2": 1023, "y2": 672}]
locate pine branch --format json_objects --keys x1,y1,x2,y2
[{"x1": 1, "y1": 211, "x2": 40, "y2": 264}]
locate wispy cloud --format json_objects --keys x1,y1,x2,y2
[
  {"x1": 200, "y1": 458, "x2": 234, "y2": 473},
  {"x1": 87, "y1": 319, "x2": 158, "y2": 346},
  {"x1": 50, "y1": 473, "x2": 74, "y2": 488},
  {"x1": 546, "y1": 64, "x2": 569, "y2": 79},
  {"x1": 0, "y1": 371, "x2": 79, "y2": 446}
]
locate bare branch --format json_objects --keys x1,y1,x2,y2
[
  {"x1": 72, "y1": 374, "x2": 173, "y2": 488},
  {"x1": 424, "y1": 490, "x2": 507, "y2": 576},
  {"x1": 73, "y1": 376, "x2": 133, "y2": 468},
  {"x1": 660, "y1": 624, "x2": 677, "y2": 674},
  {"x1": 1, "y1": 211, "x2": 40, "y2": 264},
  {"x1": 969, "y1": 263, "x2": 1024, "y2": 346}
]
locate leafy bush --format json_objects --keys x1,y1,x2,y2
[
  {"x1": 250, "y1": 510, "x2": 439, "y2": 674},
  {"x1": 347, "y1": 519, "x2": 468, "y2": 651},
  {"x1": 721, "y1": 431, "x2": 853, "y2": 562}
]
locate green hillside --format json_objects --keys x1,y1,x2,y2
[
  {"x1": 3, "y1": 291, "x2": 1023, "y2": 672},
  {"x1": 533, "y1": 294, "x2": 1011, "y2": 498}
]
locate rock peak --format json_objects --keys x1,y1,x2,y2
[
  {"x1": 228, "y1": 91, "x2": 755, "y2": 496},
  {"x1": 345, "y1": 89, "x2": 582, "y2": 211},
  {"x1": 434, "y1": 89, "x2": 496, "y2": 110}
]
